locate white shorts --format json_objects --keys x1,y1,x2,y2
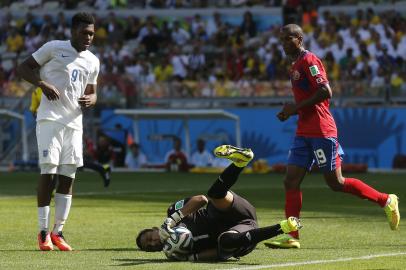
[{"x1": 36, "y1": 120, "x2": 83, "y2": 167}]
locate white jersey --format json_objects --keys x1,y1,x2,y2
[{"x1": 33, "y1": 40, "x2": 100, "y2": 130}]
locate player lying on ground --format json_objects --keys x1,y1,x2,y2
[{"x1": 136, "y1": 145, "x2": 302, "y2": 261}]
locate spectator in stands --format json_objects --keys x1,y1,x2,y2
[
  {"x1": 55, "y1": 12, "x2": 70, "y2": 40},
  {"x1": 171, "y1": 46, "x2": 188, "y2": 80},
  {"x1": 22, "y1": 12, "x2": 37, "y2": 36},
  {"x1": 124, "y1": 15, "x2": 141, "y2": 40},
  {"x1": 165, "y1": 137, "x2": 189, "y2": 172},
  {"x1": 188, "y1": 45, "x2": 205, "y2": 80},
  {"x1": 6, "y1": 28, "x2": 24, "y2": 53},
  {"x1": 24, "y1": 27, "x2": 42, "y2": 54},
  {"x1": 191, "y1": 139, "x2": 213, "y2": 167},
  {"x1": 159, "y1": 20, "x2": 172, "y2": 46},
  {"x1": 206, "y1": 11, "x2": 222, "y2": 38},
  {"x1": 377, "y1": 44, "x2": 396, "y2": 74},
  {"x1": 240, "y1": 11, "x2": 257, "y2": 38},
  {"x1": 141, "y1": 22, "x2": 161, "y2": 54},
  {"x1": 154, "y1": 57, "x2": 174, "y2": 82},
  {"x1": 29, "y1": 87, "x2": 42, "y2": 118},
  {"x1": 171, "y1": 20, "x2": 190, "y2": 46},
  {"x1": 191, "y1": 14, "x2": 206, "y2": 37},
  {"x1": 106, "y1": 12, "x2": 125, "y2": 41},
  {"x1": 125, "y1": 143, "x2": 147, "y2": 169}
]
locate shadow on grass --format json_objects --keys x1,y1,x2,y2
[
  {"x1": 112, "y1": 258, "x2": 174, "y2": 266},
  {"x1": 84, "y1": 248, "x2": 138, "y2": 252},
  {"x1": 112, "y1": 258, "x2": 260, "y2": 267}
]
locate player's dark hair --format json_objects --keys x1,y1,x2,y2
[
  {"x1": 136, "y1": 228, "x2": 153, "y2": 251},
  {"x1": 71, "y1": 12, "x2": 95, "y2": 29}
]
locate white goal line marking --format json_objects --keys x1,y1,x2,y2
[
  {"x1": 218, "y1": 252, "x2": 406, "y2": 270},
  {"x1": 0, "y1": 188, "x2": 201, "y2": 199}
]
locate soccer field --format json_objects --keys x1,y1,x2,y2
[{"x1": 0, "y1": 171, "x2": 405, "y2": 270}]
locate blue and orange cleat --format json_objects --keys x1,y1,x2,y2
[
  {"x1": 51, "y1": 232, "x2": 73, "y2": 251},
  {"x1": 38, "y1": 231, "x2": 53, "y2": 251}
]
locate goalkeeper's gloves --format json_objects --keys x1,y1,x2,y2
[{"x1": 158, "y1": 210, "x2": 184, "y2": 241}]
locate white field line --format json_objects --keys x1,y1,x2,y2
[
  {"x1": 0, "y1": 188, "x2": 203, "y2": 199},
  {"x1": 219, "y1": 252, "x2": 406, "y2": 270}
]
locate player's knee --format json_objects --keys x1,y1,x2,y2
[
  {"x1": 218, "y1": 231, "x2": 240, "y2": 250},
  {"x1": 40, "y1": 163, "x2": 58, "y2": 175},
  {"x1": 324, "y1": 175, "x2": 345, "y2": 192},
  {"x1": 284, "y1": 178, "x2": 300, "y2": 190},
  {"x1": 58, "y1": 164, "x2": 77, "y2": 179}
]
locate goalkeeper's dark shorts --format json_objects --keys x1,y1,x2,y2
[{"x1": 207, "y1": 192, "x2": 258, "y2": 259}]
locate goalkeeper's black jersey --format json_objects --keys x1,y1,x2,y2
[
  {"x1": 167, "y1": 195, "x2": 258, "y2": 254},
  {"x1": 167, "y1": 198, "x2": 219, "y2": 253}
]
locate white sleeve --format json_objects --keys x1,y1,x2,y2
[
  {"x1": 32, "y1": 41, "x2": 55, "y2": 66},
  {"x1": 88, "y1": 58, "x2": 100, "y2": 85}
]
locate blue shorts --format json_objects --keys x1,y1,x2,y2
[{"x1": 287, "y1": 136, "x2": 344, "y2": 172}]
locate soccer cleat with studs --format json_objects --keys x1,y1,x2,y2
[
  {"x1": 280, "y1": 217, "x2": 303, "y2": 234},
  {"x1": 38, "y1": 230, "x2": 53, "y2": 251},
  {"x1": 51, "y1": 232, "x2": 73, "y2": 251},
  {"x1": 384, "y1": 194, "x2": 400, "y2": 231},
  {"x1": 213, "y1": 145, "x2": 254, "y2": 167},
  {"x1": 264, "y1": 234, "x2": 301, "y2": 249}
]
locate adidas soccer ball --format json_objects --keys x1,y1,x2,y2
[{"x1": 163, "y1": 226, "x2": 193, "y2": 254}]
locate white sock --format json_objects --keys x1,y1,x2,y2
[
  {"x1": 38, "y1": 206, "x2": 50, "y2": 232},
  {"x1": 53, "y1": 193, "x2": 72, "y2": 234}
]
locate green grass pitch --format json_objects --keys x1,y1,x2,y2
[{"x1": 0, "y1": 171, "x2": 405, "y2": 269}]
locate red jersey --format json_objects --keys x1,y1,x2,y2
[{"x1": 289, "y1": 50, "x2": 337, "y2": 137}]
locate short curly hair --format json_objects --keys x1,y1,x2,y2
[{"x1": 71, "y1": 12, "x2": 95, "y2": 29}]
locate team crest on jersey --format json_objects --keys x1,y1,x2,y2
[
  {"x1": 309, "y1": 65, "x2": 320, "y2": 76},
  {"x1": 175, "y1": 200, "x2": 185, "y2": 210},
  {"x1": 292, "y1": 70, "x2": 300, "y2": 80},
  {"x1": 316, "y1": 77, "x2": 324, "y2": 84},
  {"x1": 43, "y1": 150, "x2": 48, "y2": 157}
]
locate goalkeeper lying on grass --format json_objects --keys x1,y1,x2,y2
[{"x1": 136, "y1": 145, "x2": 302, "y2": 261}]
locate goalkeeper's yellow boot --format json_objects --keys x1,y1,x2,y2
[
  {"x1": 264, "y1": 234, "x2": 300, "y2": 249},
  {"x1": 214, "y1": 145, "x2": 254, "y2": 167},
  {"x1": 384, "y1": 194, "x2": 400, "y2": 230}
]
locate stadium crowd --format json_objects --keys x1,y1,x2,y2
[{"x1": 0, "y1": 2, "x2": 406, "y2": 107}]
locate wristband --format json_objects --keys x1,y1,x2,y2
[{"x1": 170, "y1": 210, "x2": 184, "y2": 223}]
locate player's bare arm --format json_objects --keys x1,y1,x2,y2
[
  {"x1": 295, "y1": 84, "x2": 332, "y2": 111},
  {"x1": 79, "y1": 84, "x2": 97, "y2": 108},
  {"x1": 159, "y1": 195, "x2": 208, "y2": 240},
  {"x1": 16, "y1": 56, "x2": 60, "y2": 101},
  {"x1": 179, "y1": 195, "x2": 208, "y2": 217},
  {"x1": 277, "y1": 84, "x2": 332, "y2": 122}
]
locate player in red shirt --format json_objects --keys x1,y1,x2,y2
[{"x1": 266, "y1": 24, "x2": 400, "y2": 249}]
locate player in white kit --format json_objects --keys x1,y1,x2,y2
[{"x1": 16, "y1": 12, "x2": 100, "y2": 251}]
